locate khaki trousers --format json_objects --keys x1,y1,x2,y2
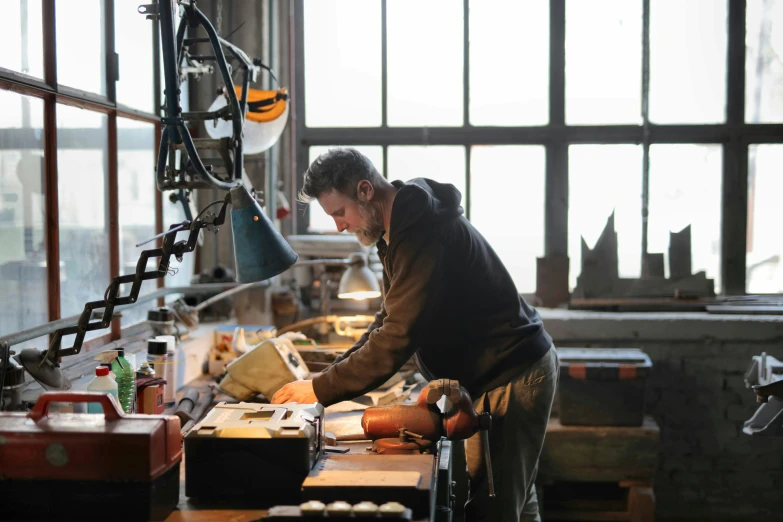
[{"x1": 464, "y1": 347, "x2": 559, "y2": 522}]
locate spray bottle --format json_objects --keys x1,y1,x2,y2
[{"x1": 94, "y1": 349, "x2": 136, "y2": 414}]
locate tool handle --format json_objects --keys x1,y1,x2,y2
[
  {"x1": 480, "y1": 413, "x2": 495, "y2": 498},
  {"x1": 28, "y1": 391, "x2": 124, "y2": 422},
  {"x1": 175, "y1": 387, "x2": 200, "y2": 422}
]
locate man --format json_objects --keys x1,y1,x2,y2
[{"x1": 272, "y1": 147, "x2": 558, "y2": 522}]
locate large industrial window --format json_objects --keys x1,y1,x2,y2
[
  {"x1": 293, "y1": 0, "x2": 783, "y2": 298},
  {"x1": 0, "y1": 0, "x2": 166, "y2": 349}
]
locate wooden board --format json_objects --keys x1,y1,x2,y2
[
  {"x1": 303, "y1": 470, "x2": 421, "y2": 488},
  {"x1": 302, "y1": 450, "x2": 434, "y2": 518},
  {"x1": 539, "y1": 416, "x2": 660, "y2": 483},
  {"x1": 324, "y1": 410, "x2": 366, "y2": 440}
]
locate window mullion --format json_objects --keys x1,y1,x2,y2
[
  {"x1": 108, "y1": 112, "x2": 120, "y2": 338},
  {"x1": 381, "y1": 0, "x2": 388, "y2": 128},
  {"x1": 641, "y1": 0, "x2": 651, "y2": 274}
]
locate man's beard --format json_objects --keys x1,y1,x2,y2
[{"x1": 352, "y1": 201, "x2": 385, "y2": 246}]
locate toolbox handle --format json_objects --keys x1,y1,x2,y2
[{"x1": 28, "y1": 391, "x2": 124, "y2": 422}]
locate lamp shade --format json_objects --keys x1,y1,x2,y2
[
  {"x1": 230, "y1": 185, "x2": 298, "y2": 282},
  {"x1": 338, "y1": 253, "x2": 382, "y2": 300}
]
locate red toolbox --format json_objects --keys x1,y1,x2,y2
[{"x1": 0, "y1": 392, "x2": 182, "y2": 521}]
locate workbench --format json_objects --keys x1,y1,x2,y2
[
  {"x1": 166, "y1": 438, "x2": 432, "y2": 522},
  {"x1": 164, "y1": 380, "x2": 433, "y2": 522}
]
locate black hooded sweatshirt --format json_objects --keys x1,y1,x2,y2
[{"x1": 311, "y1": 178, "x2": 552, "y2": 406}]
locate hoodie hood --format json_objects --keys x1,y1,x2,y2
[{"x1": 389, "y1": 178, "x2": 464, "y2": 238}]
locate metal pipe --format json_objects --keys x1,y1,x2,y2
[
  {"x1": 293, "y1": 258, "x2": 352, "y2": 267},
  {"x1": 0, "y1": 282, "x2": 267, "y2": 348},
  {"x1": 193, "y1": 280, "x2": 266, "y2": 312}
]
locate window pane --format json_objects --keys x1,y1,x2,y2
[
  {"x1": 648, "y1": 145, "x2": 722, "y2": 291},
  {"x1": 388, "y1": 146, "x2": 466, "y2": 198},
  {"x1": 162, "y1": 188, "x2": 196, "y2": 299},
  {"x1": 116, "y1": 0, "x2": 155, "y2": 113},
  {"x1": 118, "y1": 119, "x2": 157, "y2": 326},
  {"x1": 650, "y1": 0, "x2": 727, "y2": 123},
  {"x1": 569, "y1": 145, "x2": 642, "y2": 289},
  {"x1": 304, "y1": 0, "x2": 382, "y2": 127},
  {"x1": 0, "y1": 91, "x2": 48, "y2": 350},
  {"x1": 57, "y1": 104, "x2": 109, "y2": 344},
  {"x1": 565, "y1": 0, "x2": 642, "y2": 125},
  {"x1": 470, "y1": 146, "x2": 545, "y2": 293},
  {"x1": 747, "y1": 145, "x2": 783, "y2": 293},
  {"x1": 746, "y1": 0, "x2": 783, "y2": 123},
  {"x1": 470, "y1": 0, "x2": 549, "y2": 126},
  {"x1": 0, "y1": 0, "x2": 44, "y2": 78},
  {"x1": 56, "y1": 0, "x2": 107, "y2": 95},
  {"x1": 387, "y1": 1, "x2": 463, "y2": 126},
  {"x1": 307, "y1": 146, "x2": 384, "y2": 233}
]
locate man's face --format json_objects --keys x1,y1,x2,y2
[{"x1": 317, "y1": 188, "x2": 385, "y2": 246}]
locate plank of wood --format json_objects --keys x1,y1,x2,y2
[
  {"x1": 324, "y1": 410, "x2": 366, "y2": 441},
  {"x1": 539, "y1": 416, "x2": 660, "y2": 483},
  {"x1": 303, "y1": 470, "x2": 421, "y2": 488}
]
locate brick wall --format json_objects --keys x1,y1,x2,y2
[{"x1": 540, "y1": 310, "x2": 783, "y2": 521}]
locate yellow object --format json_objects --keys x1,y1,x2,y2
[{"x1": 233, "y1": 86, "x2": 288, "y2": 123}]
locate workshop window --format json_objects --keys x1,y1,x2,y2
[
  {"x1": 565, "y1": 0, "x2": 642, "y2": 125},
  {"x1": 307, "y1": 146, "x2": 384, "y2": 233},
  {"x1": 647, "y1": 144, "x2": 722, "y2": 290},
  {"x1": 0, "y1": 0, "x2": 162, "y2": 349},
  {"x1": 470, "y1": 0, "x2": 549, "y2": 126},
  {"x1": 746, "y1": 144, "x2": 783, "y2": 294},
  {"x1": 387, "y1": 146, "x2": 466, "y2": 197},
  {"x1": 0, "y1": 0, "x2": 44, "y2": 79},
  {"x1": 746, "y1": 0, "x2": 783, "y2": 123},
  {"x1": 56, "y1": 0, "x2": 108, "y2": 97},
  {"x1": 386, "y1": 0, "x2": 464, "y2": 127},
  {"x1": 56, "y1": 104, "x2": 110, "y2": 342},
  {"x1": 303, "y1": 0, "x2": 382, "y2": 127},
  {"x1": 649, "y1": 0, "x2": 728, "y2": 124},
  {"x1": 118, "y1": 118, "x2": 156, "y2": 326},
  {"x1": 295, "y1": 0, "x2": 783, "y2": 301},
  {"x1": 470, "y1": 146, "x2": 546, "y2": 294},
  {"x1": 115, "y1": 0, "x2": 155, "y2": 113},
  {"x1": 0, "y1": 90, "x2": 48, "y2": 350},
  {"x1": 568, "y1": 145, "x2": 643, "y2": 290}
]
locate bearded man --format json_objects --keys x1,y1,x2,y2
[{"x1": 272, "y1": 147, "x2": 558, "y2": 522}]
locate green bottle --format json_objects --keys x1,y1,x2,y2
[{"x1": 111, "y1": 349, "x2": 136, "y2": 414}]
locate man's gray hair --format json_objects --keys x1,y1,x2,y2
[{"x1": 298, "y1": 147, "x2": 384, "y2": 203}]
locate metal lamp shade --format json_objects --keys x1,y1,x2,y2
[
  {"x1": 338, "y1": 254, "x2": 381, "y2": 300},
  {"x1": 230, "y1": 186, "x2": 298, "y2": 283}
]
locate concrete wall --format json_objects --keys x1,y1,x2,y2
[{"x1": 540, "y1": 309, "x2": 783, "y2": 521}]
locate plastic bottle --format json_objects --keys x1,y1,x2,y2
[
  {"x1": 87, "y1": 366, "x2": 119, "y2": 414},
  {"x1": 100, "y1": 363, "x2": 117, "y2": 380},
  {"x1": 147, "y1": 339, "x2": 176, "y2": 407},
  {"x1": 111, "y1": 348, "x2": 136, "y2": 414}
]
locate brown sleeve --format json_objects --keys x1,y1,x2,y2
[
  {"x1": 312, "y1": 236, "x2": 445, "y2": 406},
  {"x1": 325, "y1": 302, "x2": 387, "y2": 368}
]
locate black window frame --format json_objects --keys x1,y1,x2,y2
[{"x1": 291, "y1": 0, "x2": 783, "y2": 299}]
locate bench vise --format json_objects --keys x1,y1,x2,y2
[{"x1": 361, "y1": 379, "x2": 495, "y2": 497}]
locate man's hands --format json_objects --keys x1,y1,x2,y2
[{"x1": 271, "y1": 380, "x2": 318, "y2": 404}]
